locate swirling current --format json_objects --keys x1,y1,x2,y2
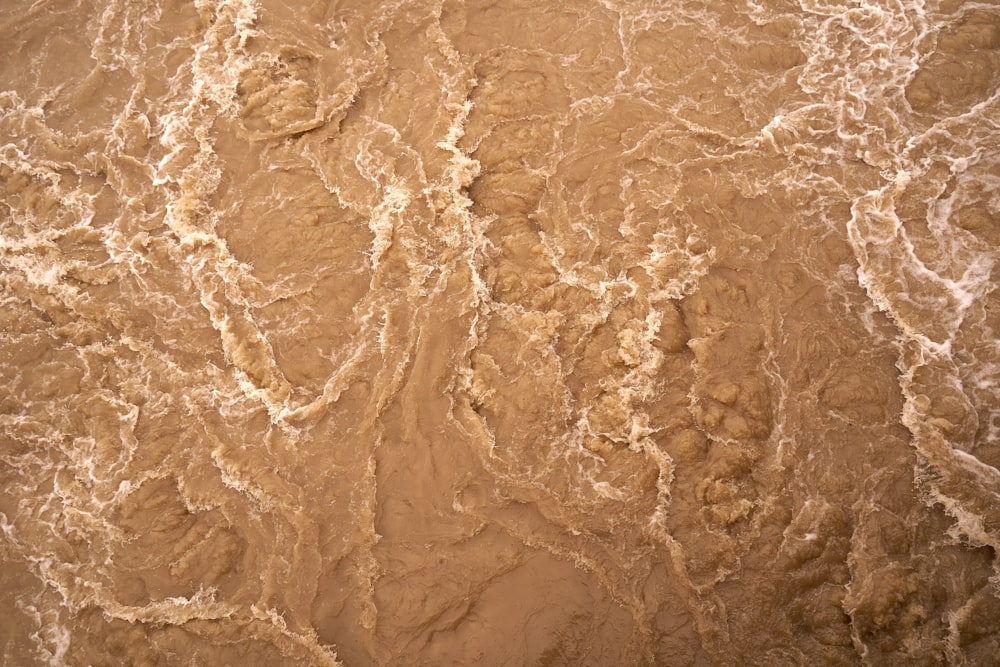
[{"x1": 2, "y1": 0, "x2": 1000, "y2": 665}]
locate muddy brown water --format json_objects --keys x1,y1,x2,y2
[{"x1": 2, "y1": 0, "x2": 1000, "y2": 664}]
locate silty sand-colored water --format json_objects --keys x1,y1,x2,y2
[{"x1": 2, "y1": 0, "x2": 1000, "y2": 664}]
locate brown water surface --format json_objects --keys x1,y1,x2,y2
[{"x1": 2, "y1": 0, "x2": 1000, "y2": 664}]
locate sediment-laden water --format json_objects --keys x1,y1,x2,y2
[{"x1": 2, "y1": 0, "x2": 999, "y2": 664}]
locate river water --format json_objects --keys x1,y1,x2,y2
[{"x1": 2, "y1": 0, "x2": 999, "y2": 664}]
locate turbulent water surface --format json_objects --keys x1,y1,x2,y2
[{"x1": 2, "y1": 0, "x2": 1000, "y2": 664}]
